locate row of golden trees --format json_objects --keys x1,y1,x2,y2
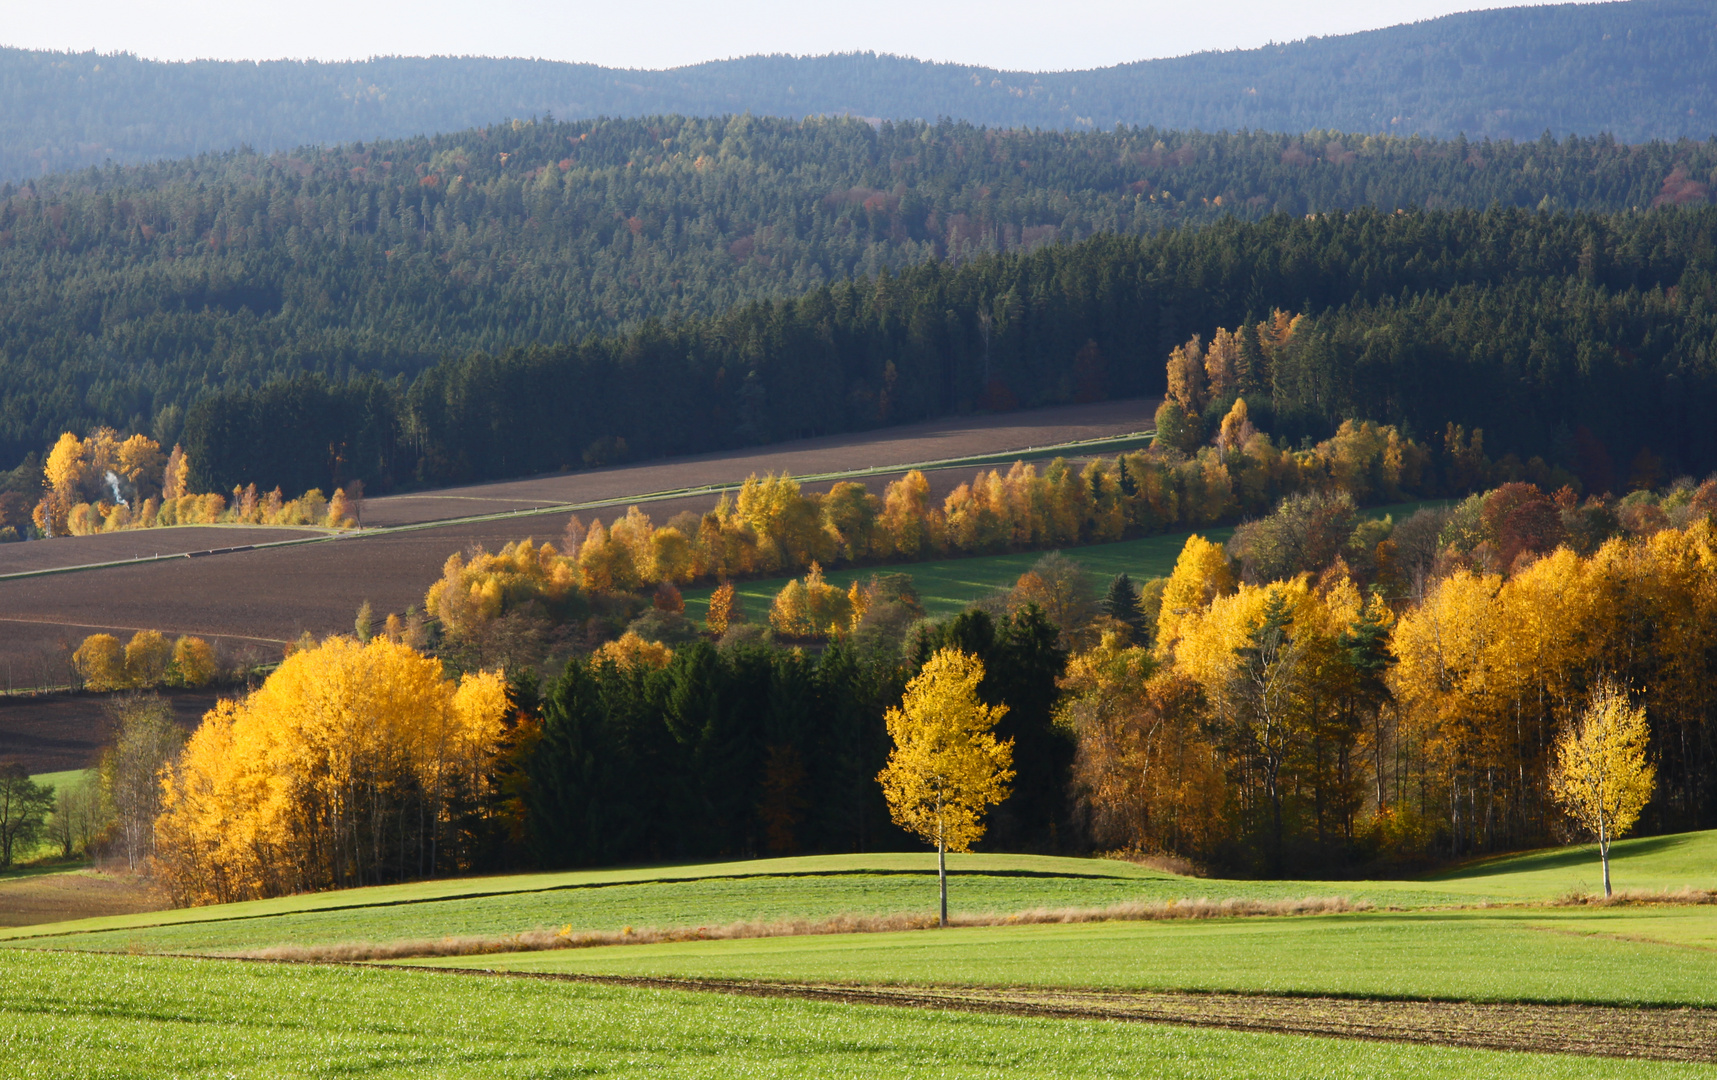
[
  {"x1": 1061, "y1": 518, "x2": 1715, "y2": 869},
  {"x1": 425, "y1": 417, "x2": 1445, "y2": 645},
  {"x1": 71, "y1": 631, "x2": 217, "y2": 691},
  {"x1": 33, "y1": 429, "x2": 359, "y2": 537}
]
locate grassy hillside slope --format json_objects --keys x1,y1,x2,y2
[
  {"x1": 1, "y1": 950, "x2": 1684, "y2": 1079},
  {"x1": 8, "y1": 831, "x2": 1712, "y2": 954}
]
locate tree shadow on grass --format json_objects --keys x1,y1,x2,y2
[{"x1": 1423, "y1": 832, "x2": 1697, "y2": 882}]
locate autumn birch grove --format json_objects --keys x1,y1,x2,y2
[{"x1": 153, "y1": 638, "x2": 511, "y2": 904}]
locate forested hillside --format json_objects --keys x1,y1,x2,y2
[
  {"x1": 183, "y1": 206, "x2": 1717, "y2": 500},
  {"x1": 3, "y1": 0, "x2": 1713, "y2": 180},
  {"x1": 3, "y1": 113, "x2": 1716, "y2": 480}
]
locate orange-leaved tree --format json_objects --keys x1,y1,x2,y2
[
  {"x1": 706, "y1": 582, "x2": 739, "y2": 636},
  {"x1": 877, "y1": 648, "x2": 1013, "y2": 927}
]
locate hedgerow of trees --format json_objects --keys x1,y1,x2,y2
[{"x1": 123, "y1": 451, "x2": 1717, "y2": 897}]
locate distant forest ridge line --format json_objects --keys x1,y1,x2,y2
[{"x1": 3, "y1": 0, "x2": 1715, "y2": 179}]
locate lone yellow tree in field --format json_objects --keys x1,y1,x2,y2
[
  {"x1": 878, "y1": 648, "x2": 1014, "y2": 927},
  {"x1": 1550, "y1": 681, "x2": 1656, "y2": 897}
]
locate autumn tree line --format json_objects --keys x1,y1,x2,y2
[
  {"x1": 62, "y1": 455, "x2": 1713, "y2": 898},
  {"x1": 418, "y1": 404, "x2": 1457, "y2": 670},
  {"x1": 138, "y1": 463, "x2": 1706, "y2": 896}
]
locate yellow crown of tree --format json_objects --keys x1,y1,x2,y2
[{"x1": 1550, "y1": 680, "x2": 1655, "y2": 897}]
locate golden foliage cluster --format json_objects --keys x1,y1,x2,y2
[
  {"x1": 72, "y1": 630, "x2": 216, "y2": 691},
  {"x1": 154, "y1": 637, "x2": 509, "y2": 905},
  {"x1": 426, "y1": 539, "x2": 581, "y2": 640},
  {"x1": 33, "y1": 429, "x2": 358, "y2": 538},
  {"x1": 877, "y1": 648, "x2": 1014, "y2": 855},
  {"x1": 592, "y1": 631, "x2": 676, "y2": 671},
  {"x1": 1067, "y1": 516, "x2": 1717, "y2": 866},
  {"x1": 768, "y1": 562, "x2": 858, "y2": 638}
]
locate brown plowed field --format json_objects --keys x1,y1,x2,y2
[
  {"x1": 0, "y1": 869, "x2": 165, "y2": 927},
  {"x1": 0, "y1": 526, "x2": 326, "y2": 577},
  {"x1": 359, "y1": 398, "x2": 1156, "y2": 526},
  {"x1": 0, "y1": 399, "x2": 1153, "y2": 674},
  {"x1": 0, "y1": 689, "x2": 221, "y2": 773},
  {"x1": 441, "y1": 971, "x2": 1717, "y2": 1064}
]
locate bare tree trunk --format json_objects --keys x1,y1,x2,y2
[
  {"x1": 936, "y1": 800, "x2": 948, "y2": 928},
  {"x1": 1598, "y1": 810, "x2": 1612, "y2": 898},
  {"x1": 938, "y1": 836, "x2": 948, "y2": 928}
]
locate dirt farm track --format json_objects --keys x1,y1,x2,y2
[{"x1": 0, "y1": 400, "x2": 1154, "y2": 685}]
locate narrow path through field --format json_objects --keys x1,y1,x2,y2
[{"x1": 413, "y1": 968, "x2": 1717, "y2": 1063}]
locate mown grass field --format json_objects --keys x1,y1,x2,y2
[
  {"x1": 2, "y1": 834, "x2": 1715, "y2": 1075},
  {"x1": 6, "y1": 867, "x2": 1491, "y2": 956},
  {"x1": 0, "y1": 949, "x2": 1706, "y2": 1080},
  {"x1": 435, "y1": 906, "x2": 1717, "y2": 1007},
  {"x1": 6, "y1": 831, "x2": 1711, "y2": 959}
]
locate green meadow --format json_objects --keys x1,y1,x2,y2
[
  {"x1": 0, "y1": 949, "x2": 1700, "y2": 1080},
  {"x1": 683, "y1": 528, "x2": 1231, "y2": 622},
  {"x1": 436, "y1": 906, "x2": 1717, "y2": 1007},
  {"x1": 25, "y1": 768, "x2": 90, "y2": 793},
  {"x1": 7, "y1": 831, "x2": 1713, "y2": 966},
  {"x1": 2, "y1": 833, "x2": 1714, "y2": 1076}
]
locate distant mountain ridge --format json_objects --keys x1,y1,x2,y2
[{"x1": 3, "y1": 0, "x2": 1713, "y2": 180}]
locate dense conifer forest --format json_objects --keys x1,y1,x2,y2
[
  {"x1": 2, "y1": 1, "x2": 1713, "y2": 180},
  {"x1": 4, "y1": 113, "x2": 1717, "y2": 493},
  {"x1": 180, "y1": 204, "x2": 1717, "y2": 498}
]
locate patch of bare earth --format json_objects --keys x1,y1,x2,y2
[
  {"x1": 441, "y1": 971, "x2": 1717, "y2": 1063},
  {"x1": 0, "y1": 525, "x2": 323, "y2": 577},
  {"x1": 0, "y1": 869, "x2": 166, "y2": 927},
  {"x1": 0, "y1": 689, "x2": 217, "y2": 772}
]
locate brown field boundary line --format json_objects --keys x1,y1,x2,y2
[
  {"x1": 0, "y1": 429, "x2": 1153, "y2": 584},
  {"x1": 399, "y1": 967, "x2": 1717, "y2": 1063}
]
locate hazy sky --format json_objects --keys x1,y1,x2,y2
[{"x1": 5, "y1": 0, "x2": 1603, "y2": 72}]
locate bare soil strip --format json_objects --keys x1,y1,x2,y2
[
  {"x1": 0, "y1": 870, "x2": 166, "y2": 927},
  {"x1": 422, "y1": 968, "x2": 1717, "y2": 1063}
]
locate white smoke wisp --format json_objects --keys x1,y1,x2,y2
[{"x1": 105, "y1": 470, "x2": 129, "y2": 508}]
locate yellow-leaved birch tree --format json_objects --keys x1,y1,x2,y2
[
  {"x1": 877, "y1": 648, "x2": 1013, "y2": 926},
  {"x1": 1550, "y1": 681, "x2": 1655, "y2": 897}
]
